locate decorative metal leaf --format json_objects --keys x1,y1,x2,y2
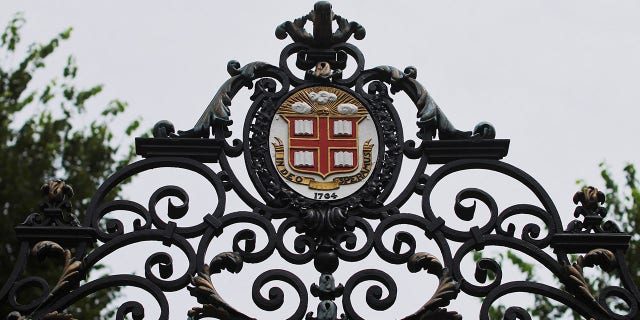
[
  {"x1": 31, "y1": 241, "x2": 83, "y2": 300},
  {"x1": 406, "y1": 252, "x2": 443, "y2": 277},
  {"x1": 188, "y1": 253, "x2": 255, "y2": 320},
  {"x1": 421, "y1": 269, "x2": 460, "y2": 310},
  {"x1": 189, "y1": 264, "x2": 217, "y2": 303},
  {"x1": 402, "y1": 253, "x2": 461, "y2": 320},
  {"x1": 182, "y1": 61, "x2": 270, "y2": 137},
  {"x1": 32, "y1": 241, "x2": 65, "y2": 260},
  {"x1": 564, "y1": 263, "x2": 595, "y2": 301},
  {"x1": 209, "y1": 251, "x2": 244, "y2": 274},
  {"x1": 579, "y1": 248, "x2": 616, "y2": 272},
  {"x1": 563, "y1": 260, "x2": 609, "y2": 315},
  {"x1": 49, "y1": 250, "x2": 83, "y2": 298},
  {"x1": 556, "y1": 248, "x2": 617, "y2": 316}
]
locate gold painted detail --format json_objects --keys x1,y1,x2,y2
[
  {"x1": 277, "y1": 86, "x2": 367, "y2": 116},
  {"x1": 272, "y1": 138, "x2": 374, "y2": 190}
]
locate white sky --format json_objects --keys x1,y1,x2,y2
[{"x1": 2, "y1": 1, "x2": 639, "y2": 319}]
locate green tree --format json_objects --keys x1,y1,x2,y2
[
  {"x1": 480, "y1": 163, "x2": 639, "y2": 319},
  {"x1": 0, "y1": 13, "x2": 140, "y2": 318}
]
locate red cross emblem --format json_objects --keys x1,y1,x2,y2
[{"x1": 282, "y1": 115, "x2": 364, "y2": 178}]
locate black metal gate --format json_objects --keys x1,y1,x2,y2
[{"x1": 2, "y1": 2, "x2": 638, "y2": 319}]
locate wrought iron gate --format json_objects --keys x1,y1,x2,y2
[{"x1": 2, "y1": 2, "x2": 638, "y2": 319}]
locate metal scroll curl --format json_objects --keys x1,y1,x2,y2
[
  {"x1": 196, "y1": 211, "x2": 278, "y2": 267},
  {"x1": 85, "y1": 157, "x2": 228, "y2": 244},
  {"x1": 342, "y1": 269, "x2": 397, "y2": 320},
  {"x1": 421, "y1": 159, "x2": 563, "y2": 242},
  {"x1": 252, "y1": 269, "x2": 308, "y2": 320}
]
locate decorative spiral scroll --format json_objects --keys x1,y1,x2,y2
[
  {"x1": 342, "y1": 269, "x2": 397, "y2": 320},
  {"x1": 0, "y1": 242, "x2": 30, "y2": 303},
  {"x1": 252, "y1": 77, "x2": 279, "y2": 98},
  {"x1": 115, "y1": 301, "x2": 145, "y2": 320},
  {"x1": 197, "y1": 211, "x2": 277, "y2": 268},
  {"x1": 233, "y1": 229, "x2": 257, "y2": 254},
  {"x1": 503, "y1": 307, "x2": 531, "y2": 320},
  {"x1": 83, "y1": 230, "x2": 196, "y2": 292},
  {"x1": 373, "y1": 214, "x2": 429, "y2": 264},
  {"x1": 276, "y1": 217, "x2": 317, "y2": 264},
  {"x1": 354, "y1": 70, "x2": 391, "y2": 102},
  {"x1": 358, "y1": 80, "x2": 390, "y2": 107},
  {"x1": 471, "y1": 258, "x2": 503, "y2": 297},
  {"x1": 402, "y1": 139, "x2": 425, "y2": 160},
  {"x1": 222, "y1": 138, "x2": 244, "y2": 157},
  {"x1": 252, "y1": 269, "x2": 308, "y2": 320},
  {"x1": 479, "y1": 281, "x2": 611, "y2": 320},
  {"x1": 330, "y1": 43, "x2": 367, "y2": 87},
  {"x1": 7, "y1": 277, "x2": 49, "y2": 311},
  {"x1": 144, "y1": 252, "x2": 179, "y2": 291},
  {"x1": 598, "y1": 286, "x2": 638, "y2": 319},
  {"x1": 147, "y1": 184, "x2": 212, "y2": 237},
  {"x1": 393, "y1": 231, "x2": 416, "y2": 255},
  {"x1": 496, "y1": 204, "x2": 556, "y2": 248},
  {"x1": 85, "y1": 157, "x2": 227, "y2": 248},
  {"x1": 44, "y1": 275, "x2": 169, "y2": 320},
  {"x1": 453, "y1": 237, "x2": 563, "y2": 297},
  {"x1": 334, "y1": 216, "x2": 374, "y2": 261},
  {"x1": 454, "y1": 188, "x2": 498, "y2": 223},
  {"x1": 93, "y1": 200, "x2": 151, "y2": 241},
  {"x1": 428, "y1": 186, "x2": 500, "y2": 242},
  {"x1": 421, "y1": 159, "x2": 563, "y2": 237},
  {"x1": 149, "y1": 185, "x2": 189, "y2": 221}
]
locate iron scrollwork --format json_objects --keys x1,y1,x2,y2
[{"x1": 2, "y1": 2, "x2": 638, "y2": 320}]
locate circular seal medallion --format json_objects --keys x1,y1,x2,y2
[{"x1": 268, "y1": 86, "x2": 378, "y2": 201}]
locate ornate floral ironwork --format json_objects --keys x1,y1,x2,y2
[
  {"x1": 565, "y1": 186, "x2": 622, "y2": 233},
  {"x1": 2, "y1": 2, "x2": 639, "y2": 320},
  {"x1": 188, "y1": 252, "x2": 253, "y2": 320},
  {"x1": 275, "y1": 1, "x2": 365, "y2": 49},
  {"x1": 31, "y1": 241, "x2": 83, "y2": 300},
  {"x1": 21, "y1": 180, "x2": 79, "y2": 227},
  {"x1": 402, "y1": 253, "x2": 461, "y2": 320}
]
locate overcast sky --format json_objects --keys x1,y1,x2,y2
[{"x1": 2, "y1": 1, "x2": 639, "y2": 319}]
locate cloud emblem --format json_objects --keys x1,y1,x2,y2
[
  {"x1": 291, "y1": 101, "x2": 313, "y2": 113},
  {"x1": 337, "y1": 103, "x2": 358, "y2": 114},
  {"x1": 308, "y1": 91, "x2": 337, "y2": 104}
]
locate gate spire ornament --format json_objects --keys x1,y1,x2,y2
[
  {"x1": 275, "y1": 1, "x2": 366, "y2": 48},
  {"x1": 2, "y1": 2, "x2": 639, "y2": 320}
]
